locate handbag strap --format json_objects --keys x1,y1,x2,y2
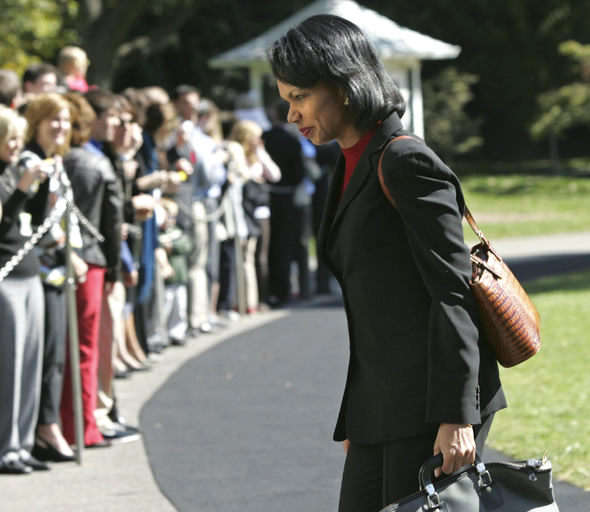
[
  {"x1": 377, "y1": 135, "x2": 414, "y2": 209},
  {"x1": 377, "y1": 136, "x2": 502, "y2": 262}
]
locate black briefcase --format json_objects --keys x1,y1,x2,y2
[{"x1": 380, "y1": 453, "x2": 559, "y2": 511}]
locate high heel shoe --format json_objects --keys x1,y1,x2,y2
[{"x1": 32, "y1": 436, "x2": 75, "y2": 462}]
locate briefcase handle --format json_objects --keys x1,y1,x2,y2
[{"x1": 419, "y1": 454, "x2": 493, "y2": 508}]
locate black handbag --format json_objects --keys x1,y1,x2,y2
[{"x1": 379, "y1": 453, "x2": 559, "y2": 511}]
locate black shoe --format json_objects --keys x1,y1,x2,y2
[
  {"x1": 32, "y1": 437, "x2": 75, "y2": 462},
  {"x1": 0, "y1": 459, "x2": 33, "y2": 475},
  {"x1": 20, "y1": 454, "x2": 50, "y2": 471},
  {"x1": 170, "y1": 337, "x2": 186, "y2": 346},
  {"x1": 267, "y1": 296, "x2": 284, "y2": 309},
  {"x1": 129, "y1": 363, "x2": 151, "y2": 372},
  {"x1": 101, "y1": 422, "x2": 141, "y2": 444},
  {"x1": 107, "y1": 411, "x2": 141, "y2": 435},
  {"x1": 149, "y1": 342, "x2": 167, "y2": 354},
  {"x1": 115, "y1": 368, "x2": 132, "y2": 379}
]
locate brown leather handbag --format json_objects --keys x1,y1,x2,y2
[{"x1": 378, "y1": 136, "x2": 541, "y2": 367}]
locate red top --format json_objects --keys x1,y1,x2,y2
[{"x1": 341, "y1": 129, "x2": 376, "y2": 197}]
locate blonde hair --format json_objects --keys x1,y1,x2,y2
[
  {"x1": 57, "y1": 46, "x2": 89, "y2": 75},
  {"x1": 24, "y1": 93, "x2": 71, "y2": 155},
  {"x1": 228, "y1": 119, "x2": 262, "y2": 163},
  {"x1": 0, "y1": 105, "x2": 27, "y2": 149}
]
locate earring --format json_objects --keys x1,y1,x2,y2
[{"x1": 344, "y1": 97, "x2": 349, "y2": 106}]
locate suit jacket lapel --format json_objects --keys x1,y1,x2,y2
[
  {"x1": 330, "y1": 113, "x2": 405, "y2": 232},
  {"x1": 317, "y1": 112, "x2": 405, "y2": 262},
  {"x1": 317, "y1": 153, "x2": 344, "y2": 265}
]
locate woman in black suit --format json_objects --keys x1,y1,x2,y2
[{"x1": 267, "y1": 15, "x2": 506, "y2": 511}]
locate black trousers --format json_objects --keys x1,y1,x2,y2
[
  {"x1": 338, "y1": 415, "x2": 494, "y2": 512},
  {"x1": 38, "y1": 285, "x2": 66, "y2": 425},
  {"x1": 217, "y1": 239, "x2": 236, "y2": 311}
]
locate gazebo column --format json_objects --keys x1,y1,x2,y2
[
  {"x1": 249, "y1": 68, "x2": 264, "y2": 104},
  {"x1": 384, "y1": 60, "x2": 424, "y2": 138},
  {"x1": 410, "y1": 63, "x2": 424, "y2": 138}
]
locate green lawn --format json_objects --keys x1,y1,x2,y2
[
  {"x1": 486, "y1": 269, "x2": 590, "y2": 490},
  {"x1": 437, "y1": 172, "x2": 590, "y2": 487},
  {"x1": 459, "y1": 174, "x2": 590, "y2": 240}
]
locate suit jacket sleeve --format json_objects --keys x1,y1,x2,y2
[
  {"x1": 98, "y1": 158, "x2": 122, "y2": 282},
  {"x1": 381, "y1": 143, "x2": 481, "y2": 425}
]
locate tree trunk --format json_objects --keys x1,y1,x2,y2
[
  {"x1": 549, "y1": 131, "x2": 561, "y2": 175},
  {"x1": 79, "y1": 0, "x2": 148, "y2": 89}
]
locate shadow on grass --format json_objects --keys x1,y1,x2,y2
[
  {"x1": 294, "y1": 254, "x2": 590, "y2": 312},
  {"x1": 508, "y1": 254, "x2": 590, "y2": 290},
  {"x1": 523, "y1": 266, "x2": 590, "y2": 295}
]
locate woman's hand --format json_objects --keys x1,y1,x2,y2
[
  {"x1": 17, "y1": 161, "x2": 50, "y2": 192},
  {"x1": 70, "y1": 252, "x2": 88, "y2": 283},
  {"x1": 175, "y1": 157, "x2": 193, "y2": 176},
  {"x1": 342, "y1": 439, "x2": 350, "y2": 455},
  {"x1": 123, "y1": 269, "x2": 138, "y2": 287},
  {"x1": 132, "y1": 194, "x2": 155, "y2": 221},
  {"x1": 433, "y1": 423, "x2": 475, "y2": 477},
  {"x1": 136, "y1": 170, "x2": 169, "y2": 191}
]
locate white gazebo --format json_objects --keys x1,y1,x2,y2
[{"x1": 209, "y1": 0, "x2": 460, "y2": 137}]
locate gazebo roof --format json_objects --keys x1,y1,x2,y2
[{"x1": 209, "y1": 0, "x2": 460, "y2": 69}]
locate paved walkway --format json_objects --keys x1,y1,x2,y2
[{"x1": 1, "y1": 232, "x2": 589, "y2": 511}]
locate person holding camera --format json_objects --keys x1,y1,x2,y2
[{"x1": 0, "y1": 106, "x2": 53, "y2": 473}]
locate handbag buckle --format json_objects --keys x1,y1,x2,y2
[
  {"x1": 478, "y1": 470, "x2": 493, "y2": 492},
  {"x1": 475, "y1": 461, "x2": 493, "y2": 492},
  {"x1": 425, "y1": 484, "x2": 442, "y2": 509}
]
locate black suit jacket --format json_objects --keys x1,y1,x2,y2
[
  {"x1": 64, "y1": 146, "x2": 122, "y2": 282},
  {"x1": 317, "y1": 112, "x2": 506, "y2": 444}
]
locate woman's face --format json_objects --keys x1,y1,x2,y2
[
  {"x1": 36, "y1": 107, "x2": 71, "y2": 155},
  {"x1": 113, "y1": 111, "x2": 134, "y2": 150},
  {"x1": 277, "y1": 80, "x2": 361, "y2": 148},
  {"x1": 246, "y1": 133, "x2": 261, "y2": 153},
  {"x1": 94, "y1": 108, "x2": 120, "y2": 143},
  {"x1": 0, "y1": 131, "x2": 23, "y2": 164}
]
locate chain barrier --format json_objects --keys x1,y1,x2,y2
[
  {"x1": 175, "y1": 192, "x2": 228, "y2": 224},
  {"x1": 0, "y1": 199, "x2": 65, "y2": 283},
  {"x1": 0, "y1": 159, "x2": 105, "y2": 283},
  {"x1": 68, "y1": 199, "x2": 105, "y2": 244},
  {"x1": 0, "y1": 195, "x2": 105, "y2": 283}
]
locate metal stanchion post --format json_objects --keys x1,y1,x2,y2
[
  {"x1": 229, "y1": 195, "x2": 247, "y2": 316},
  {"x1": 64, "y1": 202, "x2": 85, "y2": 464}
]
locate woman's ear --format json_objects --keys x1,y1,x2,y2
[{"x1": 335, "y1": 87, "x2": 348, "y2": 106}]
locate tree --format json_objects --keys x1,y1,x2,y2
[
  {"x1": 422, "y1": 67, "x2": 482, "y2": 163},
  {"x1": 530, "y1": 41, "x2": 590, "y2": 140},
  {"x1": 529, "y1": 40, "x2": 590, "y2": 173},
  {"x1": 374, "y1": 0, "x2": 590, "y2": 160},
  {"x1": 73, "y1": 0, "x2": 186, "y2": 88},
  {"x1": 0, "y1": 0, "x2": 77, "y2": 74}
]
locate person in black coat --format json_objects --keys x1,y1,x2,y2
[
  {"x1": 262, "y1": 102, "x2": 307, "y2": 305},
  {"x1": 60, "y1": 91, "x2": 123, "y2": 448},
  {"x1": 267, "y1": 15, "x2": 506, "y2": 511}
]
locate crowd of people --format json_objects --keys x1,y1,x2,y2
[{"x1": 0, "y1": 46, "x2": 338, "y2": 475}]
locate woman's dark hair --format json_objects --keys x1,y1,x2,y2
[
  {"x1": 267, "y1": 14, "x2": 405, "y2": 131},
  {"x1": 85, "y1": 88, "x2": 117, "y2": 116},
  {"x1": 63, "y1": 92, "x2": 96, "y2": 146},
  {"x1": 143, "y1": 101, "x2": 178, "y2": 145}
]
